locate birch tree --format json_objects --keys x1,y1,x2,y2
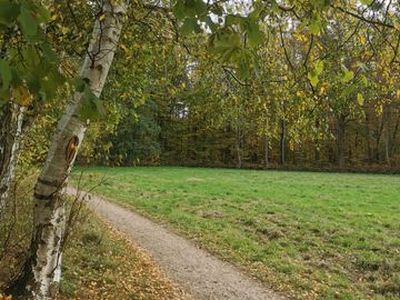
[
  {"x1": 0, "y1": 0, "x2": 64, "y2": 217},
  {"x1": 0, "y1": 103, "x2": 25, "y2": 215},
  {"x1": 8, "y1": 0, "x2": 128, "y2": 298}
]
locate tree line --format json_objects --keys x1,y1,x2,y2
[{"x1": 77, "y1": 2, "x2": 400, "y2": 171}]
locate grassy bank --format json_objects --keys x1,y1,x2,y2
[{"x1": 73, "y1": 166, "x2": 400, "y2": 300}]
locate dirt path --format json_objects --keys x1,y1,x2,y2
[{"x1": 66, "y1": 187, "x2": 286, "y2": 300}]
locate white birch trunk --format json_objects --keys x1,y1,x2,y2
[
  {"x1": 0, "y1": 102, "x2": 26, "y2": 216},
  {"x1": 12, "y1": 1, "x2": 128, "y2": 299}
]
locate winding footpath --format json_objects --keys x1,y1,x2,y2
[{"x1": 66, "y1": 186, "x2": 286, "y2": 300}]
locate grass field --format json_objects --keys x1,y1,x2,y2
[{"x1": 72, "y1": 166, "x2": 400, "y2": 299}]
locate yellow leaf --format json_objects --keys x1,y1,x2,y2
[
  {"x1": 12, "y1": 85, "x2": 33, "y2": 106},
  {"x1": 61, "y1": 26, "x2": 69, "y2": 34},
  {"x1": 296, "y1": 91, "x2": 305, "y2": 97},
  {"x1": 376, "y1": 104, "x2": 383, "y2": 115},
  {"x1": 120, "y1": 44, "x2": 129, "y2": 53},
  {"x1": 357, "y1": 93, "x2": 364, "y2": 106}
]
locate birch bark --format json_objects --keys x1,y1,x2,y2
[
  {"x1": 0, "y1": 102, "x2": 26, "y2": 217},
  {"x1": 8, "y1": 1, "x2": 128, "y2": 299}
]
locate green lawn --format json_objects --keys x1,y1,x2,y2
[{"x1": 72, "y1": 166, "x2": 400, "y2": 299}]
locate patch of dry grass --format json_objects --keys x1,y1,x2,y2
[{"x1": 60, "y1": 210, "x2": 191, "y2": 300}]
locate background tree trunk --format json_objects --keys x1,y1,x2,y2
[
  {"x1": 8, "y1": 1, "x2": 127, "y2": 299},
  {"x1": 0, "y1": 102, "x2": 25, "y2": 216},
  {"x1": 314, "y1": 119, "x2": 320, "y2": 162},
  {"x1": 264, "y1": 134, "x2": 269, "y2": 168},
  {"x1": 263, "y1": 117, "x2": 269, "y2": 168},
  {"x1": 279, "y1": 119, "x2": 285, "y2": 165},
  {"x1": 389, "y1": 112, "x2": 400, "y2": 158},
  {"x1": 235, "y1": 128, "x2": 242, "y2": 168},
  {"x1": 335, "y1": 115, "x2": 346, "y2": 168},
  {"x1": 364, "y1": 109, "x2": 373, "y2": 163},
  {"x1": 374, "y1": 113, "x2": 384, "y2": 162}
]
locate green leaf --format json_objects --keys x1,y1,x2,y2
[
  {"x1": 247, "y1": 21, "x2": 264, "y2": 48},
  {"x1": 360, "y1": 0, "x2": 373, "y2": 5},
  {"x1": 360, "y1": 75, "x2": 368, "y2": 86},
  {"x1": 312, "y1": 0, "x2": 331, "y2": 9},
  {"x1": 210, "y1": 30, "x2": 242, "y2": 57},
  {"x1": 308, "y1": 20, "x2": 321, "y2": 35},
  {"x1": 40, "y1": 42, "x2": 58, "y2": 65},
  {"x1": 315, "y1": 59, "x2": 324, "y2": 75},
  {"x1": 172, "y1": 1, "x2": 185, "y2": 20},
  {"x1": 25, "y1": 73, "x2": 41, "y2": 94},
  {"x1": 173, "y1": 0, "x2": 206, "y2": 20},
  {"x1": 9, "y1": 67, "x2": 21, "y2": 87},
  {"x1": 357, "y1": 93, "x2": 364, "y2": 106},
  {"x1": 0, "y1": 59, "x2": 11, "y2": 91},
  {"x1": 226, "y1": 15, "x2": 243, "y2": 26},
  {"x1": 17, "y1": 4, "x2": 38, "y2": 39},
  {"x1": 236, "y1": 50, "x2": 253, "y2": 79},
  {"x1": 39, "y1": 69, "x2": 65, "y2": 101},
  {"x1": 0, "y1": 89, "x2": 10, "y2": 104},
  {"x1": 79, "y1": 84, "x2": 105, "y2": 121},
  {"x1": 191, "y1": 0, "x2": 207, "y2": 16},
  {"x1": 308, "y1": 71, "x2": 319, "y2": 87},
  {"x1": 180, "y1": 18, "x2": 200, "y2": 35},
  {"x1": 80, "y1": 91, "x2": 99, "y2": 120},
  {"x1": 0, "y1": 1, "x2": 20, "y2": 26},
  {"x1": 342, "y1": 70, "x2": 354, "y2": 83},
  {"x1": 341, "y1": 85, "x2": 356, "y2": 97},
  {"x1": 22, "y1": 45, "x2": 40, "y2": 66},
  {"x1": 35, "y1": 4, "x2": 50, "y2": 22}
]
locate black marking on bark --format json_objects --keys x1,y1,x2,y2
[
  {"x1": 34, "y1": 191, "x2": 52, "y2": 200},
  {"x1": 35, "y1": 178, "x2": 66, "y2": 202},
  {"x1": 37, "y1": 177, "x2": 60, "y2": 188}
]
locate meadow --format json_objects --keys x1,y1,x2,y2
[{"x1": 73, "y1": 166, "x2": 400, "y2": 299}]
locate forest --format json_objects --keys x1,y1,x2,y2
[
  {"x1": 72, "y1": 0, "x2": 400, "y2": 171},
  {"x1": 0, "y1": 0, "x2": 399, "y2": 299}
]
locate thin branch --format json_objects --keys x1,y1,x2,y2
[
  {"x1": 222, "y1": 67, "x2": 249, "y2": 86},
  {"x1": 278, "y1": 21, "x2": 294, "y2": 71},
  {"x1": 303, "y1": 34, "x2": 314, "y2": 67},
  {"x1": 331, "y1": 5, "x2": 395, "y2": 29}
]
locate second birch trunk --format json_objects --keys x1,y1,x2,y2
[{"x1": 0, "y1": 102, "x2": 26, "y2": 217}]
